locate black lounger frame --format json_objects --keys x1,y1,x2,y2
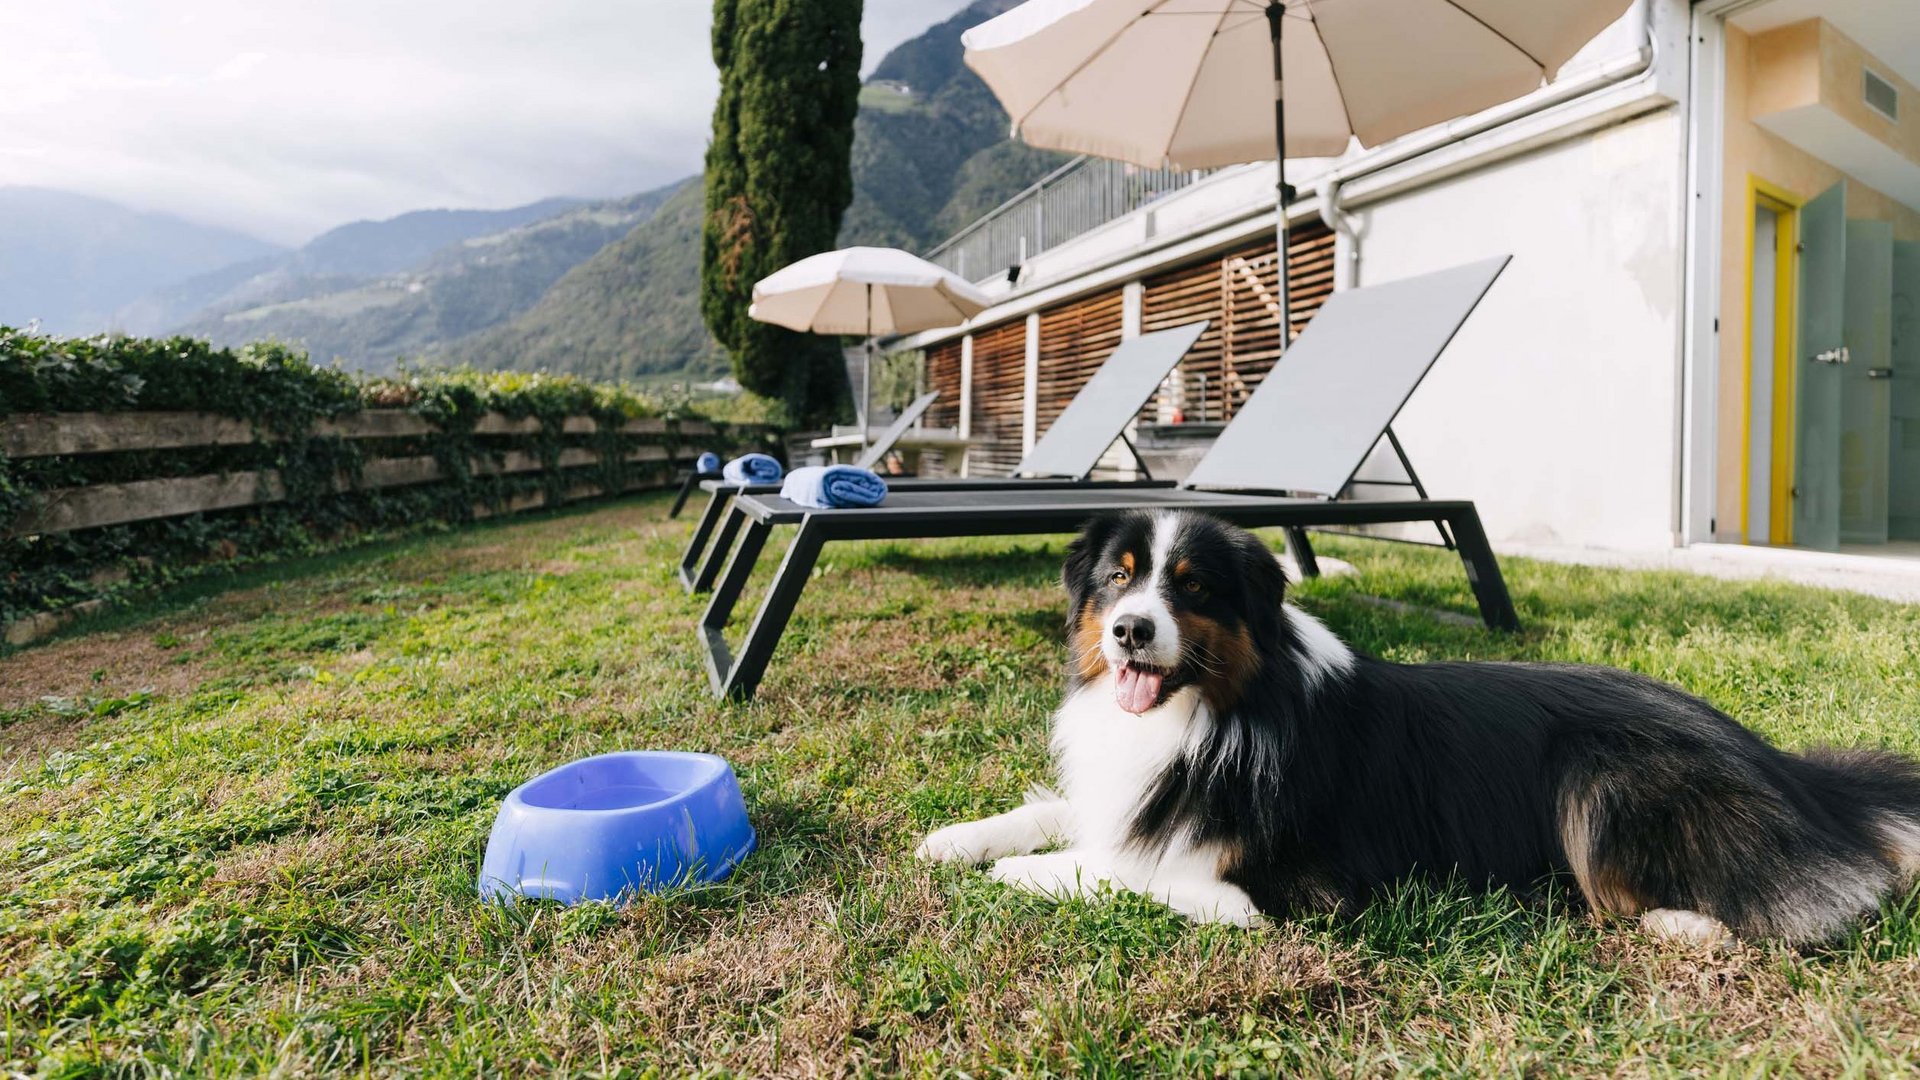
[{"x1": 697, "y1": 489, "x2": 1518, "y2": 700}]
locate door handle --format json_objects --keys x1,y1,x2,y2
[
  {"x1": 1813, "y1": 347, "x2": 1850, "y2": 364},
  {"x1": 1868, "y1": 368, "x2": 1894, "y2": 379}
]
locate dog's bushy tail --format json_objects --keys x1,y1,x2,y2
[{"x1": 1795, "y1": 746, "x2": 1920, "y2": 878}]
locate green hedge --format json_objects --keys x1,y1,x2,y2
[{"x1": 1, "y1": 328, "x2": 774, "y2": 636}]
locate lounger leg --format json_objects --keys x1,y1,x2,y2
[
  {"x1": 692, "y1": 505, "x2": 748, "y2": 594},
  {"x1": 669, "y1": 471, "x2": 699, "y2": 518},
  {"x1": 699, "y1": 520, "x2": 824, "y2": 701},
  {"x1": 720, "y1": 523, "x2": 826, "y2": 701},
  {"x1": 677, "y1": 487, "x2": 731, "y2": 592},
  {"x1": 1284, "y1": 528, "x2": 1320, "y2": 579},
  {"x1": 1444, "y1": 509, "x2": 1520, "y2": 632},
  {"x1": 700, "y1": 518, "x2": 773, "y2": 697}
]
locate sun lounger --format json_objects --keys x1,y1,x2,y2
[{"x1": 694, "y1": 256, "x2": 1517, "y2": 700}]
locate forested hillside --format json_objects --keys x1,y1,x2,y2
[
  {"x1": 443, "y1": 179, "x2": 726, "y2": 381},
  {"x1": 841, "y1": 0, "x2": 1068, "y2": 249}
]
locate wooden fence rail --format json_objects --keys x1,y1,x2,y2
[
  {"x1": 1, "y1": 409, "x2": 775, "y2": 647},
  {"x1": 1, "y1": 409, "x2": 764, "y2": 540},
  {"x1": 0, "y1": 409, "x2": 712, "y2": 459}
]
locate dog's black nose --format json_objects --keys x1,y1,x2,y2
[{"x1": 1111, "y1": 615, "x2": 1154, "y2": 649}]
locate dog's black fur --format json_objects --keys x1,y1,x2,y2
[{"x1": 1062, "y1": 510, "x2": 1920, "y2": 941}]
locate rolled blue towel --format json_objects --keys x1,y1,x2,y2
[
  {"x1": 695, "y1": 451, "x2": 721, "y2": 474},
  {"x1": 780, "y1": 465, "x2": 888, "y2": 509},
  {"x1": 721, "y1": 453, "x2": 783, "y2": 484}
]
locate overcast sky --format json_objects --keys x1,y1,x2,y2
[{"x1": 0, "y1": 0, "x2": 973, "y2": 246}]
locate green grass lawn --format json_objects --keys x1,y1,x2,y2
[{"x1": 5, "y1": 494, "x2": 1920, "y2": 1077}]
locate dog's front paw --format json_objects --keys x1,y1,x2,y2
[
  {"x1": 987, "y1": 852, "x2": 1104, "y2": 898},
  {"x1": 915, "y1": 822, "x2": 997, "y2": 865},
  {"x1": 1640, "y1": 908, "x2": 1732, "y2": 948},
  {"x1": 1156, "y1": 881, "x2": 1266, "y2": 927}
]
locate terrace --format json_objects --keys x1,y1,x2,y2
[{"x1": 4, "y1": 493, "x2": 1920, "y2": 1074}]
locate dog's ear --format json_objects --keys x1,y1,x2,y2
[
  {"x1": 1234, "y1": 526, "x2": 1289, "y2": 641},
  {"x1": 1062, "y1": 512, "x2": 1121, "y2": 605}
]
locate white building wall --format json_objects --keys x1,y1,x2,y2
[
  {"x1": 899, "y1": 0, "x2": 1695, "y2": 550},
  {"x1": 1356, "y1": 109, "x2": 1686, "y2": 550}
]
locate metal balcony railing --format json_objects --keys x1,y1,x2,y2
[{"x1": 924, "y1": 156, "x2": 1210, "y2": 283}]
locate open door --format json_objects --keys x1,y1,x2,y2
[
  {"x1": 1895, "y1": 241, "x2": 1920, "y2": 540},
  {"x1": 1793, "y1": 182, "x2": 1846, "y2": 550},
  {"x1": 1841, "y1": 220, "x2": 1893, "y2": 544}
]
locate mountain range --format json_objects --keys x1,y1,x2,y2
[
  {"x1": 1, "y1": 0, "x2": 1065, "y2": 382},
  {"x1": 0, "y1": 189, "x2": 283, "y2": 337},
  {"x1": 162, "y1": 191, "x2": 673, "y2": 373},
  {"x1": 448, "y1": 0, "x2": 1065, "y2": 384}
]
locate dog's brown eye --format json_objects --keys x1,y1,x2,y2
[
  {"x1": 1110, "y1": 569, "x2": 1130, "y2": 586},
  {"x1": 1184, "y1": 579, "x2": 1206, "y2": 595}
]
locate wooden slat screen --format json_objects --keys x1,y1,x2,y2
[
  {"x1": 1287, "y1": 220, "x2": 1338, "y2": 338},
  {"x1": 1140, "y1": 220, "x2": 1335, "y2": 422},
  {"x1": 1141, "y1": 257, "x2": 1226, "y2": 423},
  {"x1": 1035, "y1": 288, "x2": 1126, "y2": 436},
  {"x1": 967, "y1": 320, "x2": 1029, "y2": 477},
  {"x1": 924, "y1": 339, "x2": 963, "y2": 431}
]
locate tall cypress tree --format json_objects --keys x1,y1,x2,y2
[{"x1": 702, "y1": 0, "x2": 862, "y2": 427}]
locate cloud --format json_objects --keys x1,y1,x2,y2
[{"x1": 0, "y1": 0, "x2": 975, "y2": 245}]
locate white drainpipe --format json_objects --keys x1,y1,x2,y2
[{"x1": 1316, "y1": 173, "x2": 1363, "y2": 291}]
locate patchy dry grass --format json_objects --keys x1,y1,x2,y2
[{"x1": 4, "y1": 493, "x2": 1920, "y2": 1076}]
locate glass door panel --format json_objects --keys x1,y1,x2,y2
[
  {"x1": 1840, "y1": 219, "x2": 1892, "y2": 544},
  {"x1": 1793, "y1": 182, "x2": 1846, "y2": 550},
  {"x1": 1894, "y1": 240, "x2": 1920, "y2": 540}
]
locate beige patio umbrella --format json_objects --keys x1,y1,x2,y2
[
  {"x1": 963, "y1": 0, "x2": 1634, "y2": 332},
  {"x1": 750, "y1": 246, "x2": 993, "y2": 450}
]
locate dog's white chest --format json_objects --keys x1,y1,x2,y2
[{"x1": 1051, "y1": 676, "x2": 1202, "y2": 854}]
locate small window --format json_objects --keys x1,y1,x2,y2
[{"x1": 1864, "y1": 68, "x2": 1899, "y2": 123}]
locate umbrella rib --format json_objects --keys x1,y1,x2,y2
[
  {"x1": 1432, "y1": 0, "x2": 1547, "y2": 71},
  {"x1": 1299, "y1": 0, "x2": 1361, "y2": 150},
  {"x1": 1157, "y1": 1, "x2": 1242, "y2": 167}
]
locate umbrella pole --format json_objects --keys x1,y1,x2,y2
[
  {"x1": 861, "y1": 282, "x2": 873, "y2": 454},
  {"x1": 1266, "y1": 1, "x2": 1292, "y2": 354}
]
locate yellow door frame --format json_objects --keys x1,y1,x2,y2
[{"x1": 1739, "y1": 176, "x2": 1803, "y2": 544}]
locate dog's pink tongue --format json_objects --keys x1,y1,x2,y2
[{"x1": 1114, "y1": 666, "x2": 1164, "y2": 714}]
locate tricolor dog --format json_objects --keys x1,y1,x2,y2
[{"x1": 918, "y1": 510, "x2": 1920, "y2": 943}]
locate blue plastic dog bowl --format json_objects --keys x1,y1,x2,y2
[{"x1": 479, "y1": 751, "x2": 755, "y2": 905}]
